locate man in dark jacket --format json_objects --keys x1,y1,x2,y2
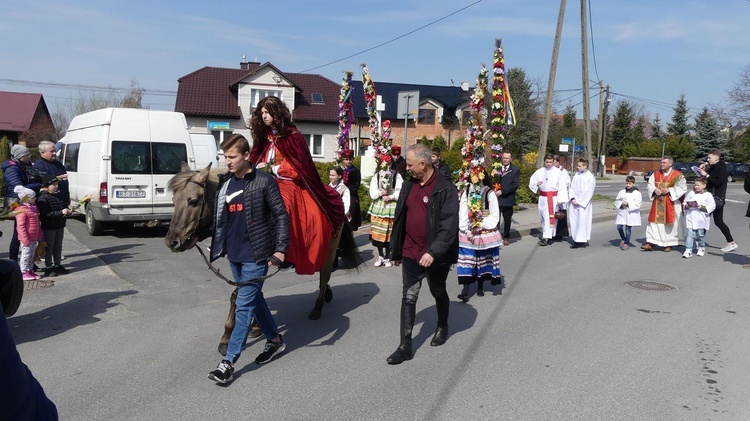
[
  {"x1": 495, "y1": 151, "x2": 521, "y2": 246},
  {"x1": 2, "y1": 145, "x2": 42, "y2": 262},
  {"x1": 32, "y1": 141, "x2": 70, "y2": 207},
  {"x1": 698, "y1": 151, "x2": 737, "y2": 252},
  {"x1": 386, "y1": 143, "x2": 459, "y2": 365},
  {"x1": 192, "y1": 134, "x2": 290, "y2": 385}
]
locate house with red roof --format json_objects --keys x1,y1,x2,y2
[
  {"x1": 174, "y1": 59, "x2": 474, "y2": 162},
  {"x1": 0, "y1": 91, "x2": 56, "y2": 148}
]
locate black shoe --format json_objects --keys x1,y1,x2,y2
[
  {"x1": 570, "y1": 242, "x2": 582, "y2": 249},
  {"x1": 386, "y1": 346, "x2": 413, "y2": 364},
  {"x1": 457, "y1": 294, "x2": 468, "y2": 303},
  {"x1": 208, "y1": 360, "x2": 234, "y2": 384},
  {"x1": 477, "y1": 289, "x2": 484, "y2": 297},
  {"x1": 430, "y1": 326, "x2": 448, "y2": 347},
  {"x1": 538, "y1": 239, "x2": 549, "y2": 246},
  {"x1": 255, "y1": 334, "x2": 286, "y2": 364},
  {"x1": 54, "y1": 265, "x2": 70, "y2": 274},
  {"x1": 43, "y1": 267, "x2": 58, "y2": 278}
]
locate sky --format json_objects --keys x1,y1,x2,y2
[{"x1": 2, "y1": 0, "x2": 750, "y2": 125}]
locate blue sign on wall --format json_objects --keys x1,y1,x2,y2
[
  {"x1": 561, "y1": 137, "x2": 575, "y2": 144},
  {"x1": 207, "y1": 121, "x2": 231, "y2": 131},
  {"x1": 574, "y1": 145, "x2": 584, "y2": 152}
]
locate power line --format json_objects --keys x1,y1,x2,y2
[
  {"x1": 0, "y1": 78, "x2": 177, "y2": 97},
  {"x1": 298, "y1": 0, "x2": 484, "y2": 74}
]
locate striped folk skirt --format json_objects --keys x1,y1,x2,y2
[
  {"x1": 457, "y1": 229, "x2": 502, "y2": 285},
  {"x1": 368, "y1": 198, "x2": 396, "y2": 246}
]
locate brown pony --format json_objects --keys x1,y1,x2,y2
[{"x1": 165, "y1": 163, "x2": 362, "y2": 355}]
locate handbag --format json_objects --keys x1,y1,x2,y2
[
  {"x1": 714, "y1": 196, "x2": 725, "y2": 209},
  {"x1": 554, "y1": 210, "x2": 566, "y2": 220}
]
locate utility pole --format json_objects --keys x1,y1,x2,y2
[
  {"x1": 580, "y1": 0, "x2": 592, "y2": 164},
  {"x1": 596, "y1": 84, "x2": 611, "y2": 176},
  {"x1": 538, "y1": 0, "x2": 567, "y2": 167},
  {"x1": 596, "y1": 81, "x2": 604, "y2": 176}
]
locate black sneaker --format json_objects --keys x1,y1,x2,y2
[
  {"x1": 44, "y1": 267, "x2": 58, "y2": 278},
  {"x1": 54, "y1": 265, "x2": 70, "y2": 275},
  {"x1": 208, "y1": 360, "x2": 234, "y2": 384},
  {"x1": 255, "y1": 334, "x2": 286, "y2": 364}
]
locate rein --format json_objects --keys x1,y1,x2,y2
[{"x1": 184, "y1": 177, "x2": 282, "y2": 287}]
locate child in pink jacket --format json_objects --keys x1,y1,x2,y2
[{"x1": 14, "y1": 186, "x2": 43, "y2": 280}]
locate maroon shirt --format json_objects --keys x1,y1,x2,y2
[{"x1": 403, "y1": 170, "x2": 437, "y2": 261}]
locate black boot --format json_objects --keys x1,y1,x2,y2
[
  {"x1": 387, "y1": 301, "x2": 415, "y2": 364},
  {"x1": 430, "y1": 326, "x2": 448, "y2": 346},
  {"x1": 477, "y1": 280, "x2": 485, "y2": 297},
  {"x1": 457, "y1": 284, "x2": 470, "y2": 302},
  {"x1": 430, "y1": 297, "x2": 449, "y2": 346}
]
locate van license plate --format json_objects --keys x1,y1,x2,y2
[{"x1": 116, "y1": 190, "x2": 146, "y2": 198}]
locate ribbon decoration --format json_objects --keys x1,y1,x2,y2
[{"x1": 336, "y1": 71, "x2": 354, "y2": 163}]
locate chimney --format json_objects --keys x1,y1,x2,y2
[
  {"x1": 460, "y1": 81, "x2": 469, "y2": 92},
  {"x1": 240, "y1": 55, "x2": 249, "y2": 70}
]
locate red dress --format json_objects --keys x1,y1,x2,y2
[{"x1": 251, "y1": 130, "x2": 344, "y2": 275}]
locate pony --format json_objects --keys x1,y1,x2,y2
[{"x1": 164, "y1": 163, "x2": 362, "y2": 355}]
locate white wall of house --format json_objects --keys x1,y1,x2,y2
[{"x1": 296, "y1": 122, "x2": 340, "y2": 162}]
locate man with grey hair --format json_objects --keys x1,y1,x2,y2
[
  {"x1": 32, "y1": 141, "x2": 69, "y2": 207},
  {"x1": 642, "y1": 156, "x2": 687, "y2": 252},
  {"x1": 386, "y1": 143, "x2": 459, "y2": 365}
]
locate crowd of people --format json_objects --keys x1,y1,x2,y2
[{"x1": 2, "y1": 141, "x2": 72, "y2": 280}]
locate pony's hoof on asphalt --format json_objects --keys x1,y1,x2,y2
[
  {"x1": 324, "y1": 286, "x2": 333, "y2": 303},
  {"x1": 218, "y1": 343, "x2": 228, "y2": 356},
  {"x1": 308, "y1": 309, "x2": 321, "y2": 320}
]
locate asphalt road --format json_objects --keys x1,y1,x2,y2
[{"x1": 7, "y1": 184, "x2": 750, "y2": 420}]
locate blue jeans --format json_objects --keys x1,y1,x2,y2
[
  {"x1": 685, "y1": 229, "x2": 706, "y2": 251},
  {"x1": 225, "y1": 261, "x2": 279, "y2": 364},
  {"x1": 617, "y1": 225, "x2": 632, "y2": 244}
]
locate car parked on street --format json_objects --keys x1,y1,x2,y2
[
  {"x1": 642, "y1": 162, "x2": 699, "y2": 182},
  {"x1": 726, "y1": 163, "x2": 749, "y2": 182}
]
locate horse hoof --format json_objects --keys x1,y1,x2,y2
[
  {"x1": 324, "y1": 286, "x2": 333, "y2": 303},
  {"x1": 218, "y1": 343, "x2": 228, "y2": 356},
  {"x1": 308, "y1": 309, "x2": 321, "y2": 320}
]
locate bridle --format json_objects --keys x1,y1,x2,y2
[{"x1": 183, "y1": 176, "x2": 281, "y2": 286}]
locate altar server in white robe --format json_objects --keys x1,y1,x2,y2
[
  {"x1": 568, "y1": 159, "x2": 596, "y2": 248},
  {"x1": 529, "y1": 154, "x2": 563, "y2": 246}
]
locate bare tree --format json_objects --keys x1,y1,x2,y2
[{"x1": 726, "y1": 64, "x2": 750, "y2": 124}]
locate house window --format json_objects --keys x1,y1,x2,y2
[
  {"x1": 418, "y1": 109, "x2": 436, "y2": 125},
  {"x1": 307, "y1": 134, "x2": 323, "y2": 156},
  {"x1": 461, "y1": 110, "x2": 472, "y2": 126},
  {"x1": 251, "y1": 89, "x2": 282, "y2": 108},
  {"x1": 311, "y1": 93, "x2": 324, "y2": 104}
]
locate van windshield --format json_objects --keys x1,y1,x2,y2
[{"x1": 112, "y1": 141, "x2": 187, "y2": 175}]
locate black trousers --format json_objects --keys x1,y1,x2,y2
[
  {"x1": 498, "y1": 206, "x2": 514, "y2": 238},
  {"x1": 401, "y1": 257, "x2": 450, "y2": 327},
  {"x1": 712, "y1": 204, "x2": 734, "y2": 243}
]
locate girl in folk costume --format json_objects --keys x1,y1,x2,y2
[
  {"x1": 341, "y1": 150, "x2": 362, "y2": 230},
  {"x1": 328, "y1": 167, "x2": 351, "y2": 223},
  {"x1": 249, "y1": 96, "x2": 346, "y2": 275},
  {"x1": 613, "y1": 175, "x2": 642, "y2": 251},
  {"x1": 368, "y1": 155, "x2": 404, "y2": 268},
  {"x1": 457, "y1": 175, "x2": 503, "y2": 302},
  {"x1": 14, "y1": 186, "x2": 43, "y2": 280}
]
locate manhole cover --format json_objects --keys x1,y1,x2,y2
[
  {"x1": 24, "y1": 280, "x2": 55, "y2": 290},
  {"x1": 625, "y1": 280, "x2": 677, "y2": 291}
]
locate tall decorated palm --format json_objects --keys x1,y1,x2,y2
[
  {"x1": 457, "y1": 65, "x2": 489, "y2": 231},
  {"x1": 336, "y1": 71, "x2": 354, "y2": 164},
  {"x1": 361, "y1": 64, "x2": 392, "y2": 171},
  {"x1": 489, "y1": 39, "x2": 516, "y2": 190}
]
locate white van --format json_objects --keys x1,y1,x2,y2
[
  {"x1": 189, "y1": 133, "x2": 223, "y2": 169},
  {"x1": 59, "y1": 108, "x2": 197, "y2": 235}
]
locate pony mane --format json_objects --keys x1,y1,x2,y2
[{"x1": 167, "y1": 168, "x2": 221, "y2": 193}]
